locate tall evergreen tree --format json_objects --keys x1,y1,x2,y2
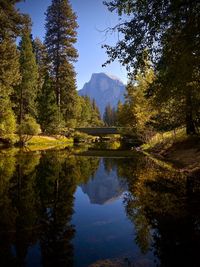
[
  {"x1": 14, "y1": 29, "x2": 39, "y2": 124},
  {"x1": 76, "y1": 96, "x2": 103, "y2": 127},
  {"x1": 0, "y1": 0, "x2": 28, "y2": 40},
  {"x1": 38, "y1": 74, "x2": 62, "y2": 134},
  {"x1": 92, "y1": 99, "x2": 101, "y2": 121},
  {"x1": 45, "y1": 0, "x2": 78, "y2": 125},
  {"x1": 103, "y1": 104, "x2": 116, "y2": 126},
  {"x1": 0, "y1": 1, "x2": 27, "y2": 140},
  {"x1": 33, "y1": 37, "x2": 48, "y2": 90},
  {"x1": 90, "y1": 99, "x2": 102, "y2": 126}
]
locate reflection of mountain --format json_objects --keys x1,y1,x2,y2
[{"x1": 81, "y1": 160, "x2": 127, "y2": 205}]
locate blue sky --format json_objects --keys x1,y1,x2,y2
[{"x1": 17, "y1": 0, "x2": 127, "y2": 89}]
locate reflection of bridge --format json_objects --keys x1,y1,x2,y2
[{"x1": 75, "y1": 127, "x2": 122, "y2": 136}]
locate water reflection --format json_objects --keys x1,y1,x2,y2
[
  {"x1": 81, "y1": 159, "x2": 127, "y2": 204},
  {"x1": 122, "y1": 157, "x2": 200, "y2": 267},
  {"x1": 0, "y1": 148, "x2": 199, "y2": 266},
  {"x1": 0, "y1": 150, "x2": 99, "y2": 266}
]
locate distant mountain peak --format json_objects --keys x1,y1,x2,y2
[
  {"x1": 105, "y1": 73, "x2": 124, "y2": 83},
  {"x1": 90, "y1": 72, "x2": 124, "y2": 84},
  {"x1": 78, "y1": 73, "x2": 125, "y2": 116}
]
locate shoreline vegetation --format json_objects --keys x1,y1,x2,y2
[
  {"x1": 1, "y1": 127, "x2": 200, "y2": 175},
  {"x1": 0, "y1": 134, "x2": 73, "y2": 151},
  {"x1": 141, "y1": 128, "x2": 200, "y2": 174}
]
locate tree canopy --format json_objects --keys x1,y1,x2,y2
[{"x1": 104, "y1": 0, "x2": 200, "y2": 135}]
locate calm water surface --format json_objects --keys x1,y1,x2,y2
[{"x1": 0, "y1": 146, "x2": 199, "y2": 266}]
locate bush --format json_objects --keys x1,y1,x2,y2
[
  {"x1": 18, "y1": 115, "x2": 41, "y2": 145},
  {"x1": 73, "y1": 131, "x2": 92, "y2": 143}
]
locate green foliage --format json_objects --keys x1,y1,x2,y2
[
  {"x1": 45, "y1": 0, "x2": 78, "y2": 124},
  {"x1": 77, "y1": 96, "x2": 103, "y2": 127},
  {"x1": 141, "y1": 128, "x2": 187, "y2": 152},
  {"x1": 18, "y1": 115, "x2": 41, "y2": 136},
  {"x1": 0, "y1": 37, "x2": 20, "y2": 142},
  {"x1": 73, "y1": 131, "x2": 93, "y2": 143},
  {"x1": 0, "y1": 98, "x2": 16, "y2": 143},
  {"x1": 91, "y1": 98, "x2": 102, "y2": 126},
  {"x1": 33, "y1": 37, "x2": 49, "y2": 90},
  {"x1": 0, "y1": 37, "x2": 21, "y2": 97},
  {"x1": 103, "y1": 104, "x2": 117, "y2": 126},
  {"x1": 18, "y1": 115, "x2": 41, "y2": 144},
  {"x1": 116, "y1": 101, "x2": 133, "y2": 129},
  {"x1": 0, "y1": 0, "x2": 28, "y2": 39},
  {"x1": 14, "y1": 29, "x2": 39, "y2": 122},
  {"x1": 104, "y1": 0, "x2": 200, "y2": 135},
  {"x1": 59, "y1": 63, "x2": 79, "y2": 125},
  {"x1": 117, "y1": 56, "x2": 156, "y2": 141},
  {"x1": 0, "y1": 1, "x2": 27, "y2": 142},
  {"x1": 38, "y1": 74, "x2": 63, "y2": 134}
]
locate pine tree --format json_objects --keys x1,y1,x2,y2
[
  {"x1": 0, "y1": 1, "x2": 27, "y2": 140},
  {"x1": 0, "y1": 0, "x2": 28, "y2": 39},
  {"x1": 0, "y1": 37, "x2": 21, "y2": 98},
  {"x1": 38, "y1": 74, "x2": 62, "y2": 134},
  {"x1": 103, "y1": 104, "x2": 116, "y2": 126},
  {"x1": 33, "y1": 37, "x2": 48, "y2": 90},
  {"x1": 91, "y1": 99, "x2": 102, "y2": 126},
  {"x1": 14, "y1": 29, "x2": 39, "y2": 124},
  {"x1": 45, "y1": 0, "x2": 78, "y2": 125},
  {"x1": 76, "y1": 96, "x2": 103, "y2": 127}
]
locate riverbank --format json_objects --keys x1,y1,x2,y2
[
  {"x1": 25, "y1": 135, "x2": 73, "y2": 150},
  {"x1": 141, "y1": 128, "x2": 200, "y2": 173},
  {"x1": 0, "y1": 135, "x2": 73, "y2": 151}
]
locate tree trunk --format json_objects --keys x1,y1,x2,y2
[
  {"x1": 19, "y1": 86, "x2": 23, "y2": 125},
  {"x1": 186, "y1": 90, "x2": 196, "y2": 135}
]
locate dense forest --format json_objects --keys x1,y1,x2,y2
[{"x1": 0, "y1": 0, "x2": 102, "y2": 145}]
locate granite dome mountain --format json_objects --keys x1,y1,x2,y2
[{"x1": 78, "y1": 73, "x2": 125, "y2": 116}]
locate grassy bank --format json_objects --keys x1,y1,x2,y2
[
  {"x1": 141, "y1": 128, "x2": 187, "y2": 152},
  {"x1": 0, "y1": 134, "x2": 73, "y2": 151},
  {"x1": 25, "y1": 135, "x2": 73, "y2": 150},
  {"x1": 141, "y1": 128, "x2": 200, "y2": 172}
]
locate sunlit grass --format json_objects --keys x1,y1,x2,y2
[
  {"x1": 26, "y1": 135, "x2": 73, "y2": 146},
  {"x1": 141, "y1": 128, "x2": 187, "y2": 151}
]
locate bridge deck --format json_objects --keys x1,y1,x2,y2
[{"x1": 75, "y1": 127, "x2": 121, "y2": 135}]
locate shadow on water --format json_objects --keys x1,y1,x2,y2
[{"x1": 0, "y1": 145, "x2": 199, "y2": 266}]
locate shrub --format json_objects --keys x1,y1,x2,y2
[{"x1": 18, "y1": 115, "x2": 41, "y2": 145}]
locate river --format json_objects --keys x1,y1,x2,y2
[{"x1": 0, "y1": 145, "x2": 199, "y2": 266}]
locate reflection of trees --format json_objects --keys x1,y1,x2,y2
[
  {"x1": 75, "y1": 156, "x2": 100, "y2": 184},
  {"x1": 36, "y1": 153, "x2": 100, "y2": 266},
  {"x1": 14, "y1": 152, "x2": 41, "y2": 266},
  {"x1": 37, "y1": 152, "x2": 76, "y2": 266},
  {"x1": 123, "y1": 156, "x2": 200, "y2": 266},
  {"x1": 0, "y1": 150, "x2": 100, "y2": 266},
  {"x1": 1, "y1": 148, "x2": 199, "y2": 266},
  {"x1": 0, "y1": 150, "x2": 18, "y2": 266},
  {"x1": 105, "y1": 155, "x2": 152, "y2": 253},
  {"x1": 93, "y1": 141, "x2": 121, "y2": 151},
  {"x1": 0, "y1": 150, "x2": 41, "y2": 266}
]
